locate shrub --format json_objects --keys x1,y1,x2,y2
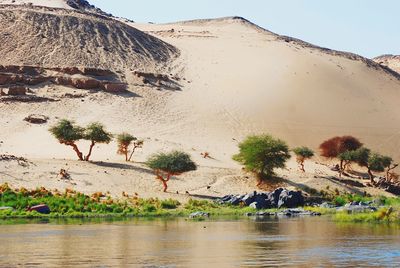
[
  {"x1": 293, "y1": 146, "x2": 314, "y2": 172},
  {"x1": 117, "y1": 133, "x2": 143, "y2": 162},
  {"x1": 160, "y1": 199, "x2": 181, "y2": 209},
  {"x1": 146, "y1": 151, "x2": 197, "y2": 192},
  {"x1": 233, "y1": 135, "x2": 290, "y2": 185}
]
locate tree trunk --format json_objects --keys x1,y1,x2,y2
[
  {"x1": 155, "y1": 170, "x2": 170, "y2": 192},
  {"x1": 65, "y1": 141, "x2": 83, "y2": 161},
  {"x1": 386, "y1": 164, "x2": 399, "y2": 182},
  {"x1": 300, "y1": 161, "x2": 305, "y2": 172},
  {"x1": 85, "y1": 141, "x2": 96, "y2": 161},
  {"x1": 368, "y1": 168, "x2": 374, "y2": 184},
  {"x1": 128, "y1": 145, "x2": 138, "y2": 162}
]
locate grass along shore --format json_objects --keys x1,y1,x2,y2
[{"x1": 1, "y1": 183, "x2": 400, "y2": 223}]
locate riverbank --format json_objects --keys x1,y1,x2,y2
[{"x1": 1, "y1": 183, "x2": 400, "y2": 223}]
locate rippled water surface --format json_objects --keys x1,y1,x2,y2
[{"x1": 1, "y1": 217, "x2": 399, "y2": 267}]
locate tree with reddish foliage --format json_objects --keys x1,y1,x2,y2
[{"x1": 319, "y1": 136, "x2": 363, "y2": 171}]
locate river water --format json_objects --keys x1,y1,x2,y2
[{"x1": 0, "y1": 217, "x2": 399, "y2": 267}]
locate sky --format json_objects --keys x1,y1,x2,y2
[{"x1": 90, "y1": 0, "x2": 400, "y2": 58}]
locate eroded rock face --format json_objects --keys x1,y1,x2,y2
[
  {"x1": 0, "y1": 65, "x2": 127, "y2": 93},
  {"x1": 2, "y1": 86, "x2": 27, "y2": 95}
]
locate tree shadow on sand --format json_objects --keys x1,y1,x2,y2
[{"x1": 91, "y1": 161, "x2": 154, "y2": 175}]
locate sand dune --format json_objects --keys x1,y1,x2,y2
[{"x1": 1, "y1": 6, "x2": 399, "y2": 198}]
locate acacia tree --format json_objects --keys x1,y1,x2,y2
[
  {"x1": 319, "y1": 136, "x2": 362, "y2": 170},
  {"x1": 233, "y1": 135, "x2": 291, "y2": 186},
  {"x1": 347, "y1": 147, "x2": 393, "y2": 183},
  {"x1": 83, "y1": 123, "x2": 113, "y2": 161},
  {"x1": 49, "y1": 119, "x2": 85, "y2": 160},
  {"x1": 293, "y1": 147, "x2": 314, "y2": 172},
  {"x1": 146, "y1": 151, "x2": 197, "y2": 192},
  {"x1": 117, "y1": 133, "x2": 144, "y2": 162}
]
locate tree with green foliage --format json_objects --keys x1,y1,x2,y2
[
  {"x1": 49, "y1": 119, "x2": 85, "y2": 160},
  {"x1": 233, "y1": 135, "x2": 291, "y2": 186},
  {"x1": 117, "y1": 133, "x2": 144, "y2": 162},
  {"x1": 146, "y1": 151, "x2": 197, "y2": 192},
  {"x1": 83, "y1": 123, "x2": 113, "y2": 161},
  {"x1": 293, "y1": 146, "x2": 314, "y2": 172},
  {"x1": 346, "y1": 147, "x2": 393, "y2": 183}
]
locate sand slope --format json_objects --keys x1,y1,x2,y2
[{"x1": 1, "y1": 14, "x2": 400, "y2": 198}]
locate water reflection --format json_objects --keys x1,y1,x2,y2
[{"x1": 0, "y1": 217, "x2": 399, "y2": 267}]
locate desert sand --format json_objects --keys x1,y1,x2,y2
[{"x1": 1, "y1": 3, "x2": 399, "y2": 200}]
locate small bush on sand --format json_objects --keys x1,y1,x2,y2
[
  {"x1": 146, "y1": 151, "x2": 197, "y2": 192},
  {"x1": 117, "y1": 133, "x2": 144, "y2": 161},
  {"x1": 233, "y1": 135, "x2": 290, "y2": 186},
  {"x1": 293, "y1": 146, "x2": 314, "y2": 172}
]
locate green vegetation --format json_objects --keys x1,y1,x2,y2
[
  {"x1": 146, "y1": 151, "x2": 197, "y2": 192},
  {"x1": 117, "y1": 133, "x2": 144, "y2": 162},
  {"x1": 293, "y1": 146, "x2": 314, "y2": 172},
  {"x1": 49, "y1": 119, "x2": 112, "y2": 161},
  {"x1": 49, "y1": 119, "x2": 85, "y2": 160},
  {"x1": 338, "y1": 147, "x2": 393, "y2": 182},
  {"x1": 83, "y1": 122, "x2": 113, "y2": 161},
  {"x1": 0, "y1": 183, "x2": 257, "y2": 219},
  {"x1": 233, "y1": 135, "x2": 291, "y2": 185},
  {"x1": 319, "y1": 136, "x2": 363, "y2": 174}
]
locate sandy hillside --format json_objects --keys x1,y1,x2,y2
[
  {"x1": 0, "y1": 4, "x2": 177, "y2": 72},
  {"x1": 1, "y1": 4, "x2": 400, "y2": 199},
  {"x1": 374, "y1": 55, "x2": 400, "y2": 74}
]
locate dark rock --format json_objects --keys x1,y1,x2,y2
[
  {"x1": 277, "y1": 190, "x2": 304, "y2": 208},
  {"x1": 189, "y1": 211, "x2": 210, "y2": 219},
  {"x1": 24, "y1": 114, "x2": 49, "y2": 124},
  {"x1": 27, "y1": 204, "x2": 51, "y2": 214}
]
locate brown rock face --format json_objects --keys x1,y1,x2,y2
[
  {"x1": 102, "y1": 83, "x2": 127, "y2": 93},
  {"x1": 5, "y1": 86, "x2": 27, "y2": 95},
  {"x1": 71, "y1": 78, "x2": 101, "y2": 89}
]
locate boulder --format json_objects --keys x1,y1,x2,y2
[
  {"x1": 242, "y1": 191, "x2": 257, "y2": 206},
  {"x1": 277, "y1": 190, "x2": 304, "y2": 208},
  {"x1": 6, "y1": 86, "x2": 27, "y2": 95},
  {"x1": 267, "y1": 188, "x2": 284, "y2": 206},
  {"x1": 27, "y1": 204, "x2": 51, "y2": 214},
  {"x1": 71, "y1": 78, "x2": 100, "y2": 89},
  {"x1": 102, "y1": 83, "x2": 127, "y2": 93},
  {"x1": 189, "y1": 211, "x2": 210, "y2": 219},
  {"x1": 0, "y1": 73, "x2": 12, "y2": 85},
  {"x1": 24, "y1": 114, "x2": 49, "y2": 124}
]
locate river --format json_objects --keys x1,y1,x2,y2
[{"x1": 0, "y1": 217, "x2": 399, "y2": 267}]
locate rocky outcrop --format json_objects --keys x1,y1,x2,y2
[
  {"x1": 1, "y1": 86, "x2": 27, "y2": 95},
  {"x1": 24, "y1": 114, "x2": 49, "y2": 124},
  {"x1": 0, "y1": 65, "x2": 128, "y2": 93},
  {"x1": 373, "y1": 55, "x2": 400, "y2": 74},
  {"x1": 220, "y1": 188, "x2": 305, "y2": 209}
]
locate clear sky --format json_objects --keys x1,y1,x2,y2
[{"x1": 90, "y1": 0, "x2": 399, "y2": 58}]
